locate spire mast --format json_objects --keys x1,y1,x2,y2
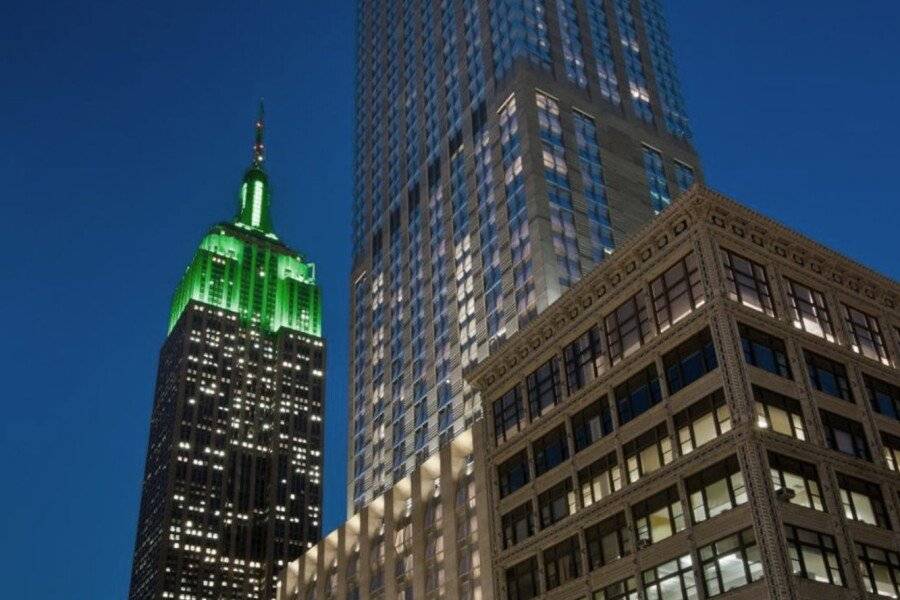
[{"x1": 252, "y1": 99, "x2": 265, "y2": 168}]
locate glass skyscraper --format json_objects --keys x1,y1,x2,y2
[
  {"x1": 349, "y1": 0, "x2": 700, "y2": 512},
  {"x1": 129, "y1": 108, "x2": 325, "y2": 600}
]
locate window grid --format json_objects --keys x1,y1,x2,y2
[
  {"x1": 843, "y1": 303, "x2": 891, "y2": 365},
  {"x1": 563, "y1": 325, "x2": 607, "y2": 394},
  {"x1": 650, "y1": 252, "x2": 705, "y2": 332},
  {"x1": 605, "y1": 291, "x2": 653, "y2": 365},
  {"x1": 786, "y1": 279, "x2": 835, "y2": 342},
  {"x1": 642, "y1": 554, "x2": 698, "y2": 600},
  {"x1": 699, "y1": 528, "x2": 763, "y2": 597},
  {"x1": 768, "y1": 452, "x2": 824, "y2": 512},
  {"x1": 686, "y1": 456, "x2": 747, "y2": 523},
  {"x1": 723, "y1": 250, "x2": 774, "y2": 316},
  {"x1": 784, "y1": 525, "x2": 844, "y2": 586},
  {"x1": 857, "y1": 543, "x2": 900, "y2": 598}
]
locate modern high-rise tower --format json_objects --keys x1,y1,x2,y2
[
  {"x1": 349, "y1": 0, "x2": 701, "y2": 511},
  {"x1": 129, "y1": 107, "x2": 325, "y2": 600}
]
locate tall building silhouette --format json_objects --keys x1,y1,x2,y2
[
  {"x1": 129, "y1": 106, "x2": 325, "y2": 600},
  {"x1": 349, "y1": 0, "x2": 701, "y2": 511}
]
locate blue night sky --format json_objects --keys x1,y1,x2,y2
[{"x1": 1, "y1": 1, "x2": 898, "y2": 597}]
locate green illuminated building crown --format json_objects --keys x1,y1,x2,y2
[{"x1": 168, "y1": 103, "x2": 322, "y2": 337}]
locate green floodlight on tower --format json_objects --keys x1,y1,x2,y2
[{"x1": 167, "y1": 101, "x2": 322, "y2": 337}]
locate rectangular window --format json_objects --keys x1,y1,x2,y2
[
  {"x1": 538, "y1": 477, "x2": 576, "y2": 529},
  {"x1": 642, "y1": 146, "x2": 671, "y2": 212},
  {"x1": 674, "y1": 162, "x2": 694, "y2": 193},
  {"x1": 675, "y1": 390, "x2": 732, "y2": 456},
  {"x1": 605, "y1": 291, "x2": 653, "y2": 364},
  {"x1": 563, "y1": 325, "x2": 607, "y2": 394},
  {"x1": 533, "y1": 426, "x2": 570, "y2": 477},
  {"x1": 857, "y1": 543, "x2": 900, "y2": 598},
  {"x1": 699, "y1": 528, "x2": 763, "y2": 597},
  {"x1": 883, "y1": 432, "x2": 900, "y2": 471},
  {"x1": 837, "y1": 474, "x2": 889, "y2": 528},
  {"x1": 505, "y1": 557, "x2": 539, "y2": 600},
  {"x1": 614, "y1": 364, "x2": 662, "y2": 425},
  {"x1": 664, "y1": 328, "x2": 719, "y2": 394},
  {"x1": 805, "y1": 350, "x2": 853, "y2": 401},
  {"x1": 740, "y1": 324, "x2": 792, "y2": 379},
  {"x1": 578, "y1": 452, "x2": 622, "y2": 508},
  {"x1": 585, "y1": 512, "x2": 632, "y2": 570},
  {"x1": 593, "y1": 577, "x2": 638, "y2": 600},
  {"x1": 686, "y1": 456, "x2": 747, "y2": 522},
  {"x1": 786, "y1": 279, "x2": 835, "y2": 341},
  {"x1": 624, "y1": 423, "x2": 673, "y2": 483},
  {"x1": 820, "y1": 410, "x2": 871, "y2": 461},
  {"x1": 723, "y1": 249, "x2": 774, "y2": 316},
  {"x1": 526, "y1": 357, "x2": 562, "y2": 420},
  {"x1": 571, "y1": 397, "x2": 613, "y2": 452},
  {"x1": 493, "y1": 386, "x2": 526, "y2": 444},
  {"x1": 843, "y1": 304, "x2": 891, "y2": 365},
  {"x1": 543, "y1": 536, "x2": 582, "y2": 590},
  {"x1": 865, "y1": 374, "x2": 900, "y2": 421},
  {"x1": 501, "y1": 502, "x2": 534, "y2": 549},
  {"x1": 651, "y1": 252, "x2": 705, "y2": 332},
  {"x1": 784, "y1": 525, "x2": 844, "y2": 586},
  {"x1": 754, "y1": 386, "x2": 806, "y2": 440},
  {"x1": 633, "y1": 486, "x2": 685, "y2": 545},
  {"x1": 768, "y1": 452, "x2": 824, "y2": 511},
  {"x1": 498, "y1": 451, "x2": 530, "y2": 498},
  {"x1": 642, "y1": 554, "x2": 697, "y2": 600}
]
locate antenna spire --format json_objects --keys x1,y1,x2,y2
[{"x1": 252, "y1": 99, "x2": 265, "y2": 167}]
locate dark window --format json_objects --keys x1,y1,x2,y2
[
  {"x1": 865, "y1": 375, "x2": 900, "y2": 421},
  {"x1": 493, "y1": 386, "x2": 526, "y2": 444},
  {"x1": 501, "y1": 501, "x2": 534, "y2": 549},
  {"x1": 664, "y1": 328, "x2": 718, "y2": 394},
  {"x1": 605, "y1": 291, "x2": 653, "y2": 364},
  {"x1": 571, "y1": 397, "x2": 613, "y2": 452},
  {"x1": 857, "y1": 543, "x2": 900, "y2": 598},
  {"x1": 768, "y1": 452, "x2": 824, "y2": 511},
  {"x1": 543, "y1": 536, "x2": 581, "y2": 590},
  {"x1": 632, "y1": 486, "x2": 685, "y2": 544},
  {"x1": 578, "y1": 452, "x2": 621, "y2": 508},
  {"x1": 723, "y1": 249, "x2": 774, "y2": 315},
  {"x1": 753, "y1": 386, "x2": 806, "y2": 440},
  {"x1": 563, "y1": 325, "x2": 606, "y2": 394},
  {"x1": 505, "y1": 557, "x2": 539, "y2": 600},
  {"x1": 883, "y1": 432, "x2": 900, "y2": 471},
  {"x1": 624, "y1": 422, "x2": 673, "y2": 483},
  {"x1": 674, "y1": 390, "x2": 731, "y2": 455},
  {"x1": 592, "y1": 577, "x2": 638, "y2": 600},
  {"x1": 700, "y1": 528, "x2": 763, "y2": 597},
  {"x1": 837, "y1": 474, "x2": 889, "y2": 528},
  {"x1": 843, "y1": 304, "x2": 891, "y2": 366},
  {"x1": 651, "y1": 252, "x2": 705, "y2": 333},
  {"x1": 685, "y1": 456, "x2": 747, "y2": 522},
  {"x1": 585, "y1": 512, "x2": 631, "y2": 569},
  {"x1": 641, "y1": 554, "x2": 697, "y2": 600},
  {"x1": 532, "y1": 426, "x2": 569, "y2": 476},
  {"x1": 538, "y1": 478, "x2": 576, "y2": 528},
  {"x1": 784, "y1": 525, "x2": 844, "y2": 586},
  {"x1": 740, "y1": 324, "x2": 791, "y2": 378},
  {"x1": 526, "y1": 357, "x2": 562, "y2": 420},
  {"x1": 614, "y1": 364, "x2": 662, "y2": 425},
  {"x1": 820, "y1": 410, "x2": 870, "y2": 460},
  {"x1": 786, "y1": 279, "x2": 835, "y2": 341},
  {"x1": 498, "y1": 451, "x2": 530, "y2": 498},
  {"x1": 805, "y1": 350, "x2": 852, "y2": 401}
]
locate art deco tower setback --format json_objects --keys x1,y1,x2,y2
[
  {"x1": 350, "y1": 0, "x2": 701, "y2": 511},
  {"x1": 129, "y1": 107, "x2": 325, "y2": 600}
]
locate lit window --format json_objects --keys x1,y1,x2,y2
[
  {"x1": 675, "y1": 390, "x2": 731, "y2": 456},
  {"x1": 592, "y1": 577, "x2": 638, "y2": 600},
  {"x1": 699, "y1": 528, "x2": 763, "y2": 597},
  {"x1": 843, "y1": 304, "x2": 891, "y2": 365},
  {"x1": 563, "y1": 325, "x2": 607, "y2": 394},
  {"x1": 578, "y1": 452, "x2": 621, "y2": 508},
  {"x1": 633, "y1": 486, "x2": 685, "y2": 545},
  {"x1": 722, "y1": 249, "x2": 774, "y2": 316},
  {"x1": 686, "y1": 456, "x2": 747, "y2": 522},
  {"x1": 605, "y1": 291, "x2": 653, "y2": 364},
  {"x1": 838, "y1": 474, "x2": 889, "y2": 528},
  {"x1": 857, "y1": 543, "x2": 900, "y2": 598},
  {"x1": 753, "y1": 386, "x2": 806, "y2": 440},
  {"x1": 624, "y1": 423, "x2": 673, "y2": 483},
  {"x1": 784, "y1": 525, "x2": 844, "y2": 586},
  {"x1": 882, "y1": 433, "x2": 900, "y2": 471},
  {"x1": 768, "y1": 452, "x2": 824, "y2": 511},
  {"x1": 538, "y1": 478, "x2": 577, "y2": 529},
  {"x1": 651, "y1": 252, "x2": 705, "y2": 332},
  {"x1": 501, "y1": 502, "x2": 534, "y2": 549},
  {"x1": 641, "y1": 554, "x2": 697, "y2": 600},
  {"x1": 785, "y1": 279, "x2": 835, "y2": 341}
]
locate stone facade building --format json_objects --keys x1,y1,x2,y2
[{"x1": 279, "y1": 186, "x2": 899, "y2": 600}]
